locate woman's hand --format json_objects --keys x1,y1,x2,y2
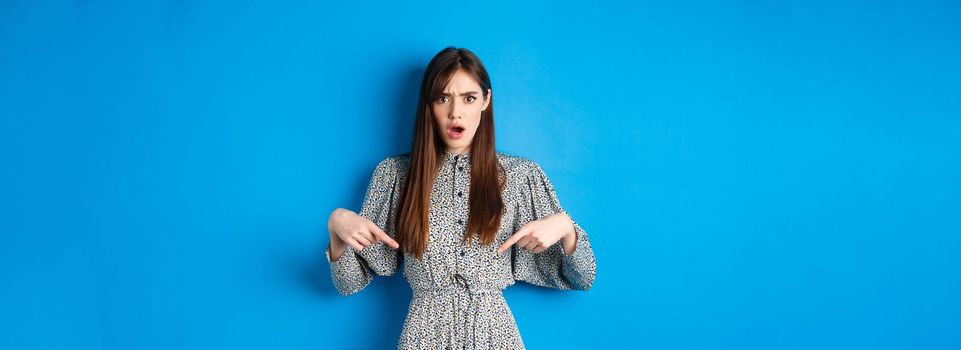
[
  {"x1": 497, "y1": 212, "x2": 577, "y2": 255},
  {"x1": 328, "y1": 208, "x2": 399, "y2": 261}
]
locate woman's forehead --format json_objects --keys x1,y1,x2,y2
[{"x1": 442, "y1": 70, "x2": 481, "y2": 92}]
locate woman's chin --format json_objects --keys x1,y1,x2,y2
[{"x1": 444, "y1": 141, "x2": 469, "y2": 150}]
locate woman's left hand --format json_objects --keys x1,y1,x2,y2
[{"x1": 497, "y1": 212, "x2": 576, "y2": 255}]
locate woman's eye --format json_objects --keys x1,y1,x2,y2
[
  {"x1": 466, "y1": 96, "x2": 476, "y2": 103},
  {"x1": 437, "y1": 96, "x2": 448, "y2": 103}
]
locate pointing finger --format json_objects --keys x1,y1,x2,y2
[
  {"x1": 497, "y1": 228, "x2": 529, "y2": 254},
  {"x1": 366, "y1": 222, "x2": 399, "y2": 249},
  {"x1": 373, "y1": 229, "x2": 400, "y2": 249}
]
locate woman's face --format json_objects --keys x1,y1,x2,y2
[{"x1": 432, "y1": 69, "x2": 491, "y2": 154}]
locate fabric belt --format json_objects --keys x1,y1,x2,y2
[
  {"x1": 412, "y1": 273, "x2": 501, "y2": 297},
  {"x1": 412, "y1": 273, "x2": 503, "y2": 349}
]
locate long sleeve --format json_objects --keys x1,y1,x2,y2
[
  {"x1": 327, "y1": 157, "x2": 403, "y2": 296},
  {"x1": 511, "y1": 161, "x2": 597, "y2": 290}
]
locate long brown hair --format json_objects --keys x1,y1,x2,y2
[{"x1": 395, "y1": 47, "x2": 505, "y2": 261}]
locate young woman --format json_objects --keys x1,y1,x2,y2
[{"x1": 326, "y1": 47, "x2": 596, "y2": 349}]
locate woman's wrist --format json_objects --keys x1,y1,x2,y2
[
  {"x1": 328, "y1": 232, "x2": 347, "y2": 261},
  {"x1": 330, "y1": 233, "x2": 345, "y2": 247},
  {"x1": 558, "y1": 212, "x2": 577, "y2": 255},
  {"x1": 327, "y1": 208, "x2": 350, "y2": 260}
]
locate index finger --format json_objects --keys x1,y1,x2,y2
[
  {"x1": 497, "y1": 227, "x2": 530, "y2": 254},
  {"x1": 369, "y1": 222, "x2": 400, "y2": 249}
]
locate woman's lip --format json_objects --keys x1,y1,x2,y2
[{"x1": 447, "y1": 127, "x2": 464, "y2": 139}]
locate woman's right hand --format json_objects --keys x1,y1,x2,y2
[{"x1": 328, "y1": 208, "x2": 400, "y2": 261}]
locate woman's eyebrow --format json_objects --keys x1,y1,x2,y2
[{"x1": 440, "y1": 91, "x2": 480, "y2": 96}]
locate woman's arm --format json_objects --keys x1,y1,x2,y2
[
  {"x1": 504, "y1": 161, "x2": 597, "y2": 291},
  {"x1": 326, "y1": 158, "x2": 403, "y2": 296}
]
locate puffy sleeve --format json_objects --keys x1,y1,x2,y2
[
  {"x1": 326, "y1": 157, "x2": 403, "y2": 296},
  {"x1": 511, "y1": 161, "x2": 597, "y2": 290}
]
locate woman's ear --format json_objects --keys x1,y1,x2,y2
[{"x1": 483, "y1": 88, "x2": 492, "y2": 111}]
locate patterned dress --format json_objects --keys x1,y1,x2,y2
[{"x1": 326, "y1": 149, "x2": 597, "y2": 349}]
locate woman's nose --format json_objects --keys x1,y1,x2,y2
[{"x1": 450, "y1": 103, "x2": 463, "y2": 119}]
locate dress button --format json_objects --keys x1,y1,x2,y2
[
  {"x1": 457, "y1": 191, "x2": 463, "y2": 197},
  {"x1": 457, "y1": 219, "x2": 464, "y2": 225},
  {"x1": 460, "y1": 250, "x2": 465, "y2": 257},
  {"x1": 458, "y1": 166, "x2": 463, "y2": 171}
]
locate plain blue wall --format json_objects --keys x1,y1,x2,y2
[{"x1": 2, "y1": 0, "x2": 960, "y2": 349}]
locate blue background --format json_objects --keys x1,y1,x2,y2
[{"x1": 2, "y1": 0, "x2": 960, "y2": 349}]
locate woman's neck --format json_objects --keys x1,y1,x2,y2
[{"x1": 445, "y1": 147, "x2": 471, "y2": 156}]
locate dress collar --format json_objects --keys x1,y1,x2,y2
[{"x1": 444, "y1": 149, "x2": 472, "y2": 162}]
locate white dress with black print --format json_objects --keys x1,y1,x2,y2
[{"x1": 326, "y1": 149, "x2": 597, "y2": 349}]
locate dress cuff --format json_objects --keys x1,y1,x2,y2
[
  {"x1": 562, "y1": 221, "x2": 589, "y2": 261},
  {"x1": 560, "y1": 220, "x2": 595, "y2": 290},
  {"x1": 327, "y1": 241, "x2": 372, "y2": 295}
]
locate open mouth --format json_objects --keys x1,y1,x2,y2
[{"x1": 448, "y1": 126, "x2": 465, "y2": 138}]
